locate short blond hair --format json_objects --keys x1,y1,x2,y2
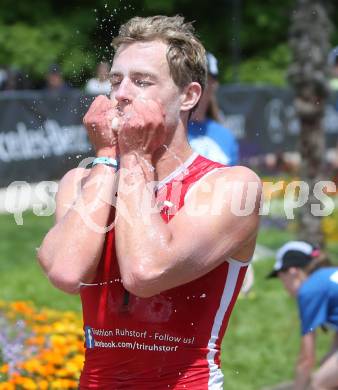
[{"x1": 112, "y1": 15, "x2": 207, "y2": 90}]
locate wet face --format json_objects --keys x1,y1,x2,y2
[{"x1": 110, "y1": 40, "x2": 184, "y2": 131}]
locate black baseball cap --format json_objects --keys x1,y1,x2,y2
[{"x1": 267, "y1": 241, "x2": 319, "y2": 278}]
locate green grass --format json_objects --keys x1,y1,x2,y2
[
  {"x1": 0, "y1": 212, "x2": 337, "y2": 389},
  {"x1": 222, "y1": 227, "x2": 338, "y2": 390},
  {"x1": 0, "y1": 212, "x2": 81, "y2": 312},
  {"x1": 222, "y1": 258, "x2": 298, "y2": 389}
]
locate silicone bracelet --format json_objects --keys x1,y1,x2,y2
[{"x1": 92, "y1": 156, "x2": 119, "y2": 169}]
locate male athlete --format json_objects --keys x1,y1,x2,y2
[{"x1": 38, "y1": 15, "x2": 261, "y2": 389}]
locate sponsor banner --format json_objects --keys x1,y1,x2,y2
[
  {"x1": 0, "y1": 90, "x2": 93, "y2": 187},
  {"x1": 1, "y1": 87, "x2": 338, "y2": 186},
  {"x1": 218, "y1": 85, "x2": 338, "y2": 159}
]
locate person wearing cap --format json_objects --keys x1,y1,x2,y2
[
  {"x1": 45, "y1": 64, "x2": 69, "y2": 91},
  {"x1": 188, "y1": 52, "x2": 239, "y2": 167},
  {"x1": 268, "y1": 241, "x2": 338, "y2": 389}
]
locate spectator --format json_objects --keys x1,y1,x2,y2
[
  {"x1": 45, "y1": 64, "x2": 69, "y2": 91},
  {"x1": 85, "y1": 61, "x2": 111, "y2": 95},
  {"x1": 267, "y1": 241, "x2": 338, "y2": 390},
  {"x1": 2, "y1": 67, "x2": 30, "y2": 90},
  {"x1": 188, "y1": 52, "x2": 239, "y2": 166}
]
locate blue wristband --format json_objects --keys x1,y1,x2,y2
[{"x1": 92, "y1": 157, "x2": 119, "y2": 169}]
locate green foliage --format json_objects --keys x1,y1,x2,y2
[
  {"x1": 240, "y1": 1, "x2": 294, "y2": 55},
  {"x1": 144, "y1": 0, "x2": 174, "y2": 13},
  {"x1": 224, "y1": 44, "x2": 291, "y2": 86},
  {"x1": 0, "y1": 19, "x2": 97, "y2": 85},
  {"x1": 0, "y1": 0, "x2": 336, "y2": 87},
  {"x1": 0, "y1": 22, "x2": 92, "y2": 80}
]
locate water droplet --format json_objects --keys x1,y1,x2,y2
[{"x1": 200, "y1": 293, "x2": 206, "y2": 298}]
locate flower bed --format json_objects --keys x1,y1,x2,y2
[{"x1": 0, "y1": 301, "x2": 84, "y2": 389}]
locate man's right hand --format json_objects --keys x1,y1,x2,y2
[{"x1": 83, "y1": 95, "x2": 118, "y2": 158}]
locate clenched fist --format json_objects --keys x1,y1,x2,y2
[
  {"x1": 116, "y1": 98, "x2": 167, "y2": 157},
  {"x1": 83, "y1": 95, "x2": 119, "y2": 158}
]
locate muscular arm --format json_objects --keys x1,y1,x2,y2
[
  {"x1": 37, "y1": 95, "x2": 120, "y2": 294},
  {"x1": 115, "y1": 154, "x2": 261, "y2": 298},
  {"x1": 294, "y1": 332, "x2": 316, "y2": 390},
  {"x1": 37, "y1": 164, "x2": 117, "y2": 294}
]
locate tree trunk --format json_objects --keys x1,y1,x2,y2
[{"x1": 288, "y1": 0, "x2": 332, "y2": 246}]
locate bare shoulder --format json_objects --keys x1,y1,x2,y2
[
  {"x1": 213, "y1": 165, "x2": 261, "y2": 184},
  {"x1": 174, "y1": 165, "x2": 261, "y2": 264},
  {"x1": 188, "y1": 165, "x2": 262, "y2": 197}
]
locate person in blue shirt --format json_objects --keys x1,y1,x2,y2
[
  {"x1": 188, "y1": 52, "x2": 239, "y2": 166},
  {"x1": 268, "y1": 241, "x2": 338, "y2": 390}
]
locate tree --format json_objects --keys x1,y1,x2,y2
[
  {"x1": 287, "y1": 0, "x2": 332, "y2": 246},
  {"x1": 0, "y1": 0, "x2": 319, "y2": 87}
]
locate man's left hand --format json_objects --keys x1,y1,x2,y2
[{"x1": 116, "y1": 98, "x2": 166, "y2": 157}]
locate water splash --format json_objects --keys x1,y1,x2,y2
[{"x1": 162, "y1": 144, "x2": 189, "y2": 175}]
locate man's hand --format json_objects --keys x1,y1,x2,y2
[
  {"x1": 83, "y1": 95, "x2": 119, "y2": 158},
  {"x1": 117, "y1": 98, "x2": 166, "y2": 157}
]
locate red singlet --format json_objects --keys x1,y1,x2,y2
[{"x1": 79, "y1": 153, "x2": 249, "y2": 389}]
